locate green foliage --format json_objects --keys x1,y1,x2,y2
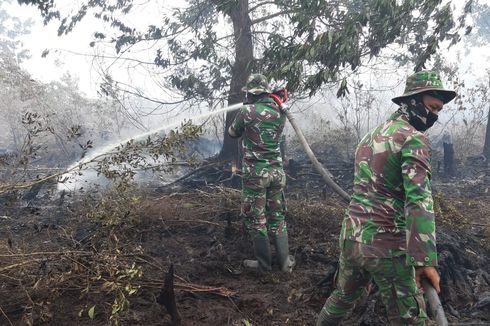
[
  {"x1": 87, "y1": 120, "x2": 202, "y2": 190},
  {"x1": 101, "y1": 262, "x2": 143, "y2": 325},
  {"x1": 17, "y1": 0, "x2": 472, "y2": 166},
  {"x1": 85, "y1": 185, "x2": 140, "y2": 226},
  {"x1": 19, "y1": 0, "x2": 471, "y2": 103},
  {"x1": 265, "y1": 0, "x2": 466, "y2": 95},
  {"x1": 17, "y1": 0, "x2": 54, "y2": 16},
  {"x1": 79, "y1": 248, "x2": 144, "y2": 325},
  {"x1": 77, "y1": 185, "x2": 146, "y2": 324},
  {"x1": 88, "y1": 305, "x2": 96, "y2": 319}
]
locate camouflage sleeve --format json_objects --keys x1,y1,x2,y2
[
  {"x1": 401, "y1": 132, "x2": 437, "y2": 267},
  {"x1": 228, "y1": 106, "x2": 246, "y2": 138}
]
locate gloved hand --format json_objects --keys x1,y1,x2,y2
[
  {"x1": 273, "y1": 87, "x2": 288, "y2": 102},
  {"x1": 280, "y1": 102, "x2": 290, "y2": 112},
  {"x1": 415, "y1": 266, "x2": 440, "y2": 293}
]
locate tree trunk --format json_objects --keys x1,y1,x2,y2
[
  {"x1": 218, "y1": 0, "x2": 253, "y2": 163},
  {"x1": 443, "y1": 142, "x2": 455, "y2": 177},
  {"x1": 483, "y1": 107, "x2": 490, "y2": 160}
]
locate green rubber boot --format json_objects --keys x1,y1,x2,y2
[
  {"x1": 273, "y1": 233, "x2": 295, "y2": 272},
  {"x1": 243, "y1": 234, "x2": 272, "y2": 272}
]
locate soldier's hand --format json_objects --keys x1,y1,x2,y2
[
  {"x1": 280, "y1": 103, "x2": 290, "y2": 112},
  {"x1": 415, "y1": 266, "x2": 440, "y2": 293}
]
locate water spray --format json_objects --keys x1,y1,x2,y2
[
  {"x1": 67, "y1": 103, "x2": 243, "y2": 170},
  {"x1": 55, "y1": 103, "x2": 243, "y2": 192}
]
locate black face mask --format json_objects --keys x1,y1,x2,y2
[
  {"x1": 401, "y1": 97, "x2": 438, "y2": 132},
  {"x1": 244, "y1": 92, "x2": 268, "y2": 104}
]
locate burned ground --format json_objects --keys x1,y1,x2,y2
[{"x1": 1, "y1": 160, "x2": 490, "y2": 325}]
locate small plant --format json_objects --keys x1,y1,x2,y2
[
  {"x1": 85, "y1": 186, "x2": 141, "y2": 227},
  {"x1": 100, "y1": 262, "x2": 143, "y2": 325},
  {"x1": 82, "y1": 258, "x2": 143, "y2": 325}
]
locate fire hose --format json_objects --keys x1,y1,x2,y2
[{"x1": 282, "y1": 108, "x2": 448, "y2": 326}]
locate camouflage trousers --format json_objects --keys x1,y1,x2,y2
[
  {"x1": 317, "y1": 240, "x2": 427, "y2": 325},
  {"x1": 241, "y1": 168, "x2": 287, "y2": 238}
]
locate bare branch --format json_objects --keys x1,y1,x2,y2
[
  {"x1": 251, "y1": 9, "x2": 297, "y2": 25},
  {"x1": 249, "y1": 1, "x2": 277, "y2": 13}
]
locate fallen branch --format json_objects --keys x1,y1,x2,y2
[
  {"x1": 0, "y1": 304, "x2": 13, "y2": 326},
  {"x1": 164, "y1": 219, "x2": 223, "y2": 227},
  {"x1": 0, "y1": 259, "x2": 44, "y2": 273},
  {"x1": 144, "y1": 276, "x2": 236, "y2": 298},
  {"x1": 0, "y1": 250, "x2": 93, "y2": 258},
  {"x1": 164, "y1": 162, "x2": 217, "y2": 187},
  {"x1": 174, "y1": 282, "x2": 236, "y2": 297}
]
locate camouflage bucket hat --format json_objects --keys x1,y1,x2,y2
[
  {"x1": 392, "y1": 70, "x2": 457, "y2": 105},
  {"x1": 242, "y1": 74, "x2": 271, "y2": 94}
]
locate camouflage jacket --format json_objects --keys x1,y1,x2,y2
[
  {"x1": 341, "y1": 109, "x2": 437, "y2": 267},
  {"x1": 229, "y1": 97, "x2": 286, "y2": 176}
]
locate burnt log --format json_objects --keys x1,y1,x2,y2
[
  {"x1": 443, "y1": 142, "x2": 455, "y2": 177},
  {"x1": 157, "y1": 264, "x2": 181, "y2": 326},
  {"x1": 483, "y1": 107, "x2": 490, "y2": 161}
]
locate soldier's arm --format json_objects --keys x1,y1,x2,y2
[
  {"x1": 228, "y1": 106, "x2": 245, "y2": 138},
  {"x1": 401, "y1": 132, "x2": 437, "y2": 267}
]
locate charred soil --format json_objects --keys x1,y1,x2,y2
[{"x1": 1, "y1": 175, "x2": 490, "y2": 325}]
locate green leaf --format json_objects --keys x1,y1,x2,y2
[
  {"x1": 336, "y1": 78, "x2": 350, "y2": 98},
  {"x1": 243, "y1": 319, "x2": 251, "y2": 326},
  {"x1": 78, "y1": 309, "x2": 84, "y2": 317},
  {"x1": 182, "y1": 203, "x2": 193, "y2": 209},
  {"x1": 88, "y1": 305, "x2": 96, "y2": 319},
  {"x1": 308, "y1": 47, "x2": 316, "y2": 58}
]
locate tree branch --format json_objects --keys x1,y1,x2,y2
[
  {"x1": 249, "y1": 1, "x2": 277, "y2": 13},
  {"x1": 251, "y1": 9, "x2": 297, "y2": 25}
]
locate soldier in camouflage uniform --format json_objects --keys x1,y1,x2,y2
[
  {"x1": 316, "y1": 71, "x2": 457, "y2": 325},
  {"x1": 228, "y1": 74, "x2": 295, "y2": 273}
]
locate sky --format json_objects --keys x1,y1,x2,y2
[{"x1": 6, "y1": 1, "x2": 178, "y2": 97}]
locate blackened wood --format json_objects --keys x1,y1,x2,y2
[
  {"x1": 157, "y1": 264, "x2": 181, "y2": 326},
  {"x1": 443, "y1": 142, "x2": 455, "y2": 176},
  {"x1": 483, "y1": 108, "x2": 490, "y2": 161}
]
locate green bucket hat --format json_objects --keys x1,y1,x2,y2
[
  {"x1": 242, "y1": 74, "x2": 271, "y2": 94},
  {"x1": 392, "y1": 70, "x2": 457, "y2": 105}
]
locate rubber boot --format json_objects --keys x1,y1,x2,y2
[
  {"x1": 273, "y1": 233, "x2": 295, "y2": 272},
  {"x1": 243, "y1": 235, "x2": 272, "y2": 272},
  {"x1": 316, "y1": 306, "x2": 342, "y2": 326}
]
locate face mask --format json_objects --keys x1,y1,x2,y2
[
  {"x1": 425, "y1": 110, "x2": 438, "y2": 129},
  {"x1": 401, "y1": 97, "x2": 438, "y2": 132}
]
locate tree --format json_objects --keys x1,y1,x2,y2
[
  {"x1": 462, "y1": 0, "x2": 490, "y2": 160},
  {"x1": 18, "y1": 0, "x2": 471, "y2": 164},
  {"x1": 485, "y1": 105, "x2": 490, "y2": 160},
  {"x1": 0, "y1": 0, "x2": 32, "y2": 62}
]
